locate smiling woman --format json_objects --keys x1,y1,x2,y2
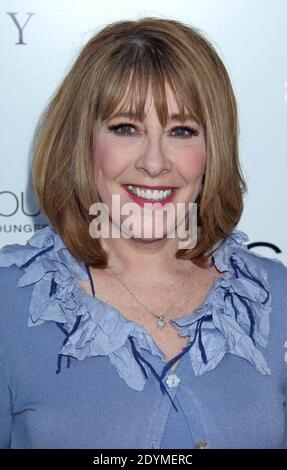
[{"x1": 0, "y1": 16, "x2": 287, "y2": 450}]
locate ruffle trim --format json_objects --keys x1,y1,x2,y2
[{"x1": 0, "y1": 225, "x2": 272, "y2": 396}]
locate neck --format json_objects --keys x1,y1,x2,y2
[{"x1": 101, "y1": 233, "x2": 192, "y2": 279}]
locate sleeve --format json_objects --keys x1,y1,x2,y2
[
  {"x1": 260, "y1": 256, "x2": 287, "y2": 449},
  {"x1": 276, "y1": 260, "x2": 287, "y2": 449},
  {"x1": 0, "y1": 266, "x2": 14, "y2": 448},
  {"x1": 0, "y1": 367, "x2": 12, "y2": 448},
  {"x1": 284, "y1": 401, "x2": 287, "y2": 449}
]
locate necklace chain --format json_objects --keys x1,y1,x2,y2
[{"x1": 108, "y1": 263, "x2": 192, "y2": 329}]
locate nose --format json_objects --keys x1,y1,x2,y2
[{"x1": 134, "y1": 133, "x2": 172, "y2": 177}]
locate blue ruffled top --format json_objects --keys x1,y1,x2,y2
[{"x1": 0, "y1": 225, "x2": 272, "y2": 408}]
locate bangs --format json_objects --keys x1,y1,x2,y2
[{"x1": 95, "y1": 44, "x2": 204, "y2": 127}]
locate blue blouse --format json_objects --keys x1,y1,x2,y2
[{"x1": 0, "y1": 225, "x2": 286, "y2": 448}]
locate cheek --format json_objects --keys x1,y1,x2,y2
[
  {"x1": 94, "y1": 138, "x2": 129, "y2": 180},
  {"x1": 176, "y1": 147, "x2": 206, "y2": 181}
]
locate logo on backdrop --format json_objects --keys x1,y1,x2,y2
[
  {"x1": 0, "y1": 190, "x2": 48, "y2": 234},
  {"x1": 247, "y1": 241, "x2": 282, "y2": 255},
  {"x1": 6, "y1": 12, "x2": 35, "y2": 45}
]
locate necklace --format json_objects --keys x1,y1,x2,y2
[{"x1": 108, "y1": 263, "x2": 192, "y2": 329}]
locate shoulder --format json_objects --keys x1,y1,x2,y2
[
  {"x1": 0, "y1": 264, "x2": 34, "y2": 370},
  {"x1": 240, "y1": 248, "x2": 287, "y2": 336},
  {"x1": 0, "y1": 262, "x2": 26, "y2": 299},
  {"x1": 221, "y1": 227, "x2": 287, "y2": 298},
  {"x1": 0, "y1": 226, "x2": 89, "y2": 334},
  {"x1": 243, "y1": 248, "x2": 287, "y2": 294},
  {"x1": 214, "y1": 228, "x2": 287, "y2": 348},
  {"x1": 0, "y1": 228, "x2": 55, "y2": 331},
  {"x1": 0, "y1": 229, "x2": 44, "y2": 296},
  {"x1": 0, "y1": 262, "x2": 24, "y2": 288},
  {"x1": 0, "y1": 263, "x2": 33, "y2": 334}
]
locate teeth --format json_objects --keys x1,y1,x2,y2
[{"x1": 127, "y1": 185, "x2": 173, "y2": 201}]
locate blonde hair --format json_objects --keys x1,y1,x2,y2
[{"x1": 32, "y1": 17, "x2": 247, "y2": 269}]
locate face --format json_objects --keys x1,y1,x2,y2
[{"x1": 93, "y1": 82, "x2": 206, "y2": 242}]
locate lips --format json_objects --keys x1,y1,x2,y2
[
  {"x1": 122, "y1": 184, "x2": 178, "y2": 190},
  {"x1": 122, "y1": 184, "x2": 177, "y2": 207}
]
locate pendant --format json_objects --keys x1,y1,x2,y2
[{"x1": 156, "y1": 316, "x2": 166, "y2": 329}]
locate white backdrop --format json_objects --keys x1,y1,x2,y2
[{"x1": 1, "y1": 0, "x2": 286, "y2": 263}]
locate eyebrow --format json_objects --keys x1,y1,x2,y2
[{"x1": 106, "y1": 112, "x2": 199, "y2": 123}]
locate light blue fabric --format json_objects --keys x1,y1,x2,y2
[{"x1": 0, "y1": 225, "x2": 286, "y2": 448}]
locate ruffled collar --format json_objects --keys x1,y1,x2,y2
[{"x1": 0, "y1": 225, "x2": 271, "y2": 396}]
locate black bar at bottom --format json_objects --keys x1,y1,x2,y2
[{"x1": 0, "y1": 449, "x2": 286, "y2": 466}]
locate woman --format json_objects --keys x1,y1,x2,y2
[{"x1": 0, "y1": 17, "x2": 286, "y2": 449}]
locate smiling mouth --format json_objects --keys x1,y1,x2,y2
[{"x1": 123, "y1": 184, "x2": 178, "y2": 202}]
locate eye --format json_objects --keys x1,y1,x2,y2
[
  {"x1": 171, "y1": 126, "x2": 199, "y2": 139},
  {"x1": 108, "y1": 123, "x2": 138, "y2": 136}
]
